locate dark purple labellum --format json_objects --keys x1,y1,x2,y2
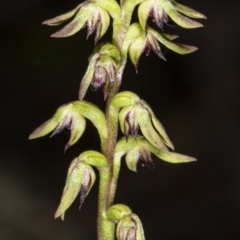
[{"x1": 138, "y1": 156, "x2": 157, "y2": 171}]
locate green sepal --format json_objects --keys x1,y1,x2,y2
[
  {"x1": 128, "y1": 214, "x2": 145, "y2": 240},
  {"x1": 29, "y1": 102, "x2": 86, "y2": 151},
  {"x1": 79, "y1": 53, "x2": 100, "y2": 101},
  {"x1": 50, "y1": 4, "x2": 93, "y2": 37},
  {"x1": 123, "y1": 23, "x2": 143, "y2": 51},
  {"x1": 148, "y1": 27, "x2": 198, "y2": 54},
  {"x1": 116, "y1": 136, "x2": 196, "y2": 164},
  {"x1": 143, "y1": 139, "x2": 197, "y2": 163},
  {"x1": 95, "y1": 7, "x2": 110, "y2": 43},
  {"x1": 138, "y1": 0, "x2": 153, "y2": 30},
  {"x1": 129, "y1": 34, "x2": 146, "y2": 70},
  {"x1": 135, "y1": 104, "x2": 168, "y2": 151},
  {"x1": 162, "y1": 33, "x2": 179, "y2": 41},
  {"x1": 117, "y1": 213, "x2": 145, "y2": 240},
  {"x1": 125, "y1": 144, "x2": 153, "y2": 172},
  {"x1": 141, "y1": 100, "x2": 174, "y2": 149},
  {"x1": 42, "y1": 3, "x2": 83, "y2": 26},
  {"x1": 73, "y1": 101, "x2": 107, "y2": 141},
  {"x1": 125, "y1": 146, "x2": 140, "y2": 172},
  {"x1": 111, "y1": 91, "x2": 140, "y2": 108},
  {"x1": 147, "y1": 31, "x2": 166, "y2": 60},
  {"x1": 95, "y1": 0, "x2": 121, "y2": 18},
  {"x1": 29, "y1": 119, "x2": 58, "y2": 139},
  {"x1": 118, "y1": 106, "x2": 131, "y2": 134},
  {"x1": 106, "y1": 204, "x2": 132, "y2": 221},
  {"x1": 172, "y1": 1, "x2": 206, "y2": 19},
  {"x1": 159, "y1": 0, "x2": 203, "y2": 28},
  {"x1": 79, "y1": 150, "x2": 108, "y2": 168},
  {"x1": 115, "y1": 137, "x2": 138, "y2": 158},
  {"x1": 54, "y1": 159, "x2": 96, "y2": 220}
]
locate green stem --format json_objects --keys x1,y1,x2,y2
[
  {"x1": 97, "y1": 168, "x2": 115, "y2": 240},
  {"x1": 97, "y1": 3, "x2": 135, "y2": 240}
]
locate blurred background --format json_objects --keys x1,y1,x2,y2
[{"x1": 0, "y1": 0, "x2": 239, "y2": 239}]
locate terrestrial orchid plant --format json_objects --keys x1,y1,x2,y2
[{"x1": 29, "y1": 0, "x2": 206, "y2": 239}]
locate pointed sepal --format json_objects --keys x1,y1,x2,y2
[
  {"x1": 172, "y1": 1, "x2": 206, "y2": 19},
  {"x1": 143, "y1": 138, "x2": 197, "y2": 163},
  {"x1": 42, "y1": 4, "x2": 83, "y2": 26},
  {"x1": 29, "y1": 102, "x2": 86, "y2": 151},
  {"x1": 50, "y1": 4, "x2": 93, "y2": 37},
  {"x1": 54, "y1": 158, "x2": 96, "y2": 220},
  {"x1": 79, "y1": 53, "x2": 101, "y2": 101},
  {"x1": 159, "y1": 0, "x2": 204, "y2": 28},
  {"x1": 141, "y1": 100, "x2": 174, "y2": 149},
  {"x1": 129, "y1": 34, "x2": 147, "y2": 70},
  {"x1": 149, "y1": 27, "x2": 198, "y2": 54}
]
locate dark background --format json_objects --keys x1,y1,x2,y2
[{"x1": 0, "y1": 0, "x2": 239, "y2": 239}]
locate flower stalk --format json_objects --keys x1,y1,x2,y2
[{"x1": 29, "y1": 0, "x2": 205, "y2": 239}]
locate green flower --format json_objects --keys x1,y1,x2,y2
[
  {"x1": 55, "y1": 150, "x2": 108, "y2": 220},
  {"x1": 106, "y1": 204, "x2": 145, "y2": 240},
  {"x1": 79, "y1": 43, "x2": 120, "y2": 100},
  {"x1": 125, "y1": 23, "x2": 198, "y2": 70},
  {"x1": 29, "y1": 101, "x2": 107, "y2": 151},
  {"x1": 138, "y1": 0, "x2": 206, "y2": 30},
  {"x1": 43, "y1": 1, "x2": 110, "y2": 44},
  {"x1": 55, "y1": 158, "x2": 95, "y2": 220},
  {"x1": 29, "y1": 102, "x2": 86, "y2": 152},
  {"x1": 125, "y1": 143, "x2": 156, "y2": 172},
  {"x1": 111, "y1": 91, "x2": 174, "y2": 151}
]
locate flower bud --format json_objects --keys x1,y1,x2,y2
[
  {"x1": 79, "y1": 150, "x2": 108, "y2": 169},
  {"x1": 106, "y1": 204, "x2": 145, "y2": 240},
  {"x1": 116, "y1": 214, "x2": 145, "y2": 240},
  {"x1": 54, "y1": 158, "x2": 96, "y2": 220},
  {"x1": 106, "y1": 204, "x2": 132, "y2": 221}
]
